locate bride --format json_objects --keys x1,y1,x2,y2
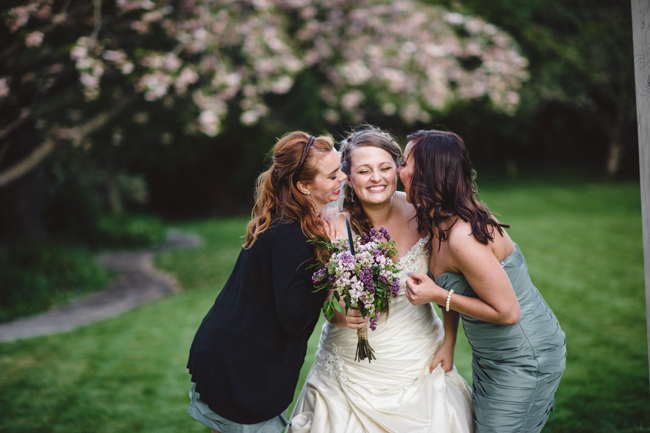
[{"x1": 288, "y1": 126, "x2": 473, "y2": 433}]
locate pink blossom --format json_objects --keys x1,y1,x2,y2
[
  {"x1": 341, "y1": 90, "x2": 365, "y2": 112},
  {"x1": 175, "y1": 67, "x2": 199, "y2": 94},
  {"x1": 7, "y1": 0, "x2": 527, "y2": 137},
  {"x1": 25, "y1": 31, "x2": 44, "y2": 47},
  {"x1": 324, "y1": 109, "x2": 340, "y2": 123},
  {"x1": 240, "y1": 110, "x2": 260, "y2": 125},
  {"x1": 198, "y1": 110, "x2": 220, "y2": 136},
  {"x1": 0, "y1": 78, "x2": 10, "y2": 99}
]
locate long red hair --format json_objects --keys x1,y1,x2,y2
[{"x1": 244, "y1": 131, "x2": 334, "y2": 248}]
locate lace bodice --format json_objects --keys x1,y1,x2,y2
[{"x1": 395, "y1": 235, "x2": 430, "y2": 291}]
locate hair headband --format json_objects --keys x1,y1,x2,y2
[{"x1": 295, "y1": 135, "x2": 315, "y2": 176}]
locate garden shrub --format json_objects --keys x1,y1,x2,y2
[{"x1": 0, "y1": 243, "x2": 111, "y2": 323}]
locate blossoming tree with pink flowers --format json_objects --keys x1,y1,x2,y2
[{"x1": 0, "y1": 0, "x2": 528, "y2": 189}]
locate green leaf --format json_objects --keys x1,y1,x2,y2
[{"x1": 323, "y1": 300, "x2": 335, "y2": 318}]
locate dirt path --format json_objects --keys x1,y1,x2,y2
[{"x1": 0, "y1": 231, "x2": 201, "y2": 343}]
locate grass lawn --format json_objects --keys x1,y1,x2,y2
[{"x1": 0, "y1": 179, "x2": 648, "y2": 432}]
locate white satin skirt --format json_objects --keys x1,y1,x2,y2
[{"x1": 288, "y1": 297, "x2": 474, "y2": 433}]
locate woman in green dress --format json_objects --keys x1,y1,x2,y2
[{"x1": 399, "y1": 129, "x2": 566, "y2": 433}]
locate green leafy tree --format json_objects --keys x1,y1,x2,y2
[{"x1": 437, "y1": 0, "x2": 635, "y2": 178}]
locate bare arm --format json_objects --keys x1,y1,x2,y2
[
  {"x1": 405, "y1": 227, "x2": 520, "y2": 326},
  {"x1": 448, "y1": 230, "x2": 520, "y2": 325},
  {"x1": 430, "y1": 308, "x2": 459, "y2": 372}
]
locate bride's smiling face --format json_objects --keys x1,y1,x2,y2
[{"x1": 348, "y1": 146, "x2": 398, "y2": 206}]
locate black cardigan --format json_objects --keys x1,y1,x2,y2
[{"x1": 187, "y1": 219, "x2": 327, "y2": 424}]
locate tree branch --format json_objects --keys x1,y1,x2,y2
[
  {"x1": 0, "y1": 94, "x2": 137, "y2": 188},
  {"x1": 90, "y1": 0, "x2": 102, "y2": 45},
  {"x1": 0, "y1": 4, "x2": 93, "y2": 63},
  {"x1": 0, "y1": 134, "x2": 56, "y2": 187},
  {"x1": 74, "y1": 93, "x2": 137, "y2": 142},
  {"x1": 0, "y1": 108, "x2": 32, "y2": 142}
]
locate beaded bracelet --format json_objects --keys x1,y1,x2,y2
[{"x1": 445, "y1": 289, "x2": 455, "y2": 312}]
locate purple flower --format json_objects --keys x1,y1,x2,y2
[
  {"x1": 379, "y1": 226, "x2": 390, "y2": 241},
  {"x1": 361, "y1": 232, "x2": 370, "y2": 244},
  {"x1": 312, "y1": 268, "x2": 327, "y2": 284},
  {"x1": 369, "y1": 312, "x2": 380, "y2": 331},
  {"x1": 391, "y1": 279, "x2": 401, "y2": 297},
  {"x1": 360, "y1": 266, "x2": 374, "y2": 293},
  {"x1": 339, "y1": 251, "x2": 355, "y2": 264}
]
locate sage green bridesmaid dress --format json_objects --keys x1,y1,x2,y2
[{"x1": 435, "y1": 243, "x2": 566, "y2": 433}]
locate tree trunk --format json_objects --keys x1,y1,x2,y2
[
  {"x1": 107, "y1": 170, "x2": 122, "y2": 216},
  {"x1": 604, "y1": 117, "x2": 625, "y2": 180},
  {"x1": 605, "y1": 136, "x2": 623, "y2": 180},
  {"x1": 0, "y1": 121, "x2": 47, "y2": 242}
]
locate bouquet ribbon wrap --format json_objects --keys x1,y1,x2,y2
[
  {"x1": 310, "y1": 221, "x2": 400, "y2": 363},
  {"x1": 346, "y1": 217, "x2": 376, "y2": 362}
]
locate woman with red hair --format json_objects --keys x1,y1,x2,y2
[{"x1": 187, "y1": 131, "x2": 346, "y2": 433}]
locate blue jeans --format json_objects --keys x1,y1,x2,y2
[{"x1": 187, "y1": 383, "x2": 288, "y2": 433}]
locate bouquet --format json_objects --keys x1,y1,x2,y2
[{"x1": 310, "y1": 226, "x2": 402, "y2": 362}]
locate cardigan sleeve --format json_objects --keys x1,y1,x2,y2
[{"x1": 270, "y1": 225, "x2": 325, "y2": 338}]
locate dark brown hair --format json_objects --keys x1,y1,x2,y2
[
  {"x1": 244, "y1": 131, "x2": 334, "y2": 248},
  {"x1": 406, "y1": 129, "x2": 508, "y2": 249},
  {"x1": 340, "y1": 125, "x2": 402, "y2": 235}
]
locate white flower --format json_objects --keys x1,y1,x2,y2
[
  {"x1": 175, "y1": 67, "x2": 199, "y2": 94},
  {"x1": 240, "y1": 110, "x2": 260, "y2": 125},
  {"x1": 198, "y1": 110, "x2": 220, "y2": 136},
  {"x1": 0, "y1": 78, "x2": 10, "y2": 99},
  {"x1": 382, "y1": 103, "x2": 397, "y2": 116},
  {"x1": 341, "y1": 91, "x2": 365, "y2": 112},
  {"x1": 324, "y1": 109, "x2": 340, "y2": 123},
  {"x1": 25, "y1": 31, "x2": 44, "y2": 48},
  {"x1": 121, "y1": 62, "x2": 134, "y2": 75},
  {"x1": 443, "y1": 12, "x2": 465, "y2": 25}
]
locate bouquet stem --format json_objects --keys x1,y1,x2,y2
[{"x1": 354, "y1": 325, "x2": 376, "y2": 362}]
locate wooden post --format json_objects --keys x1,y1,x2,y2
[{"x1": 631, "y1": 0, "x2": 650, "y2": 390}]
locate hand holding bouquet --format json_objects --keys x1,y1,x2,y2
[{"x1": 310, "y1": 226, "x2": 402, "y2": 362}]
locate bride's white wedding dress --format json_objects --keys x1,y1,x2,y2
[{"x1": 288, "y1": 236, "x2": 474, "y2": 433}]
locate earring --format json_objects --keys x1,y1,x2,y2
[
  {"x1": 306, "y1": 191, "x2": 311, "y2": 195},
  {"x1": 350, "y1": 188, "x2": 355, "y2": 203}
]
